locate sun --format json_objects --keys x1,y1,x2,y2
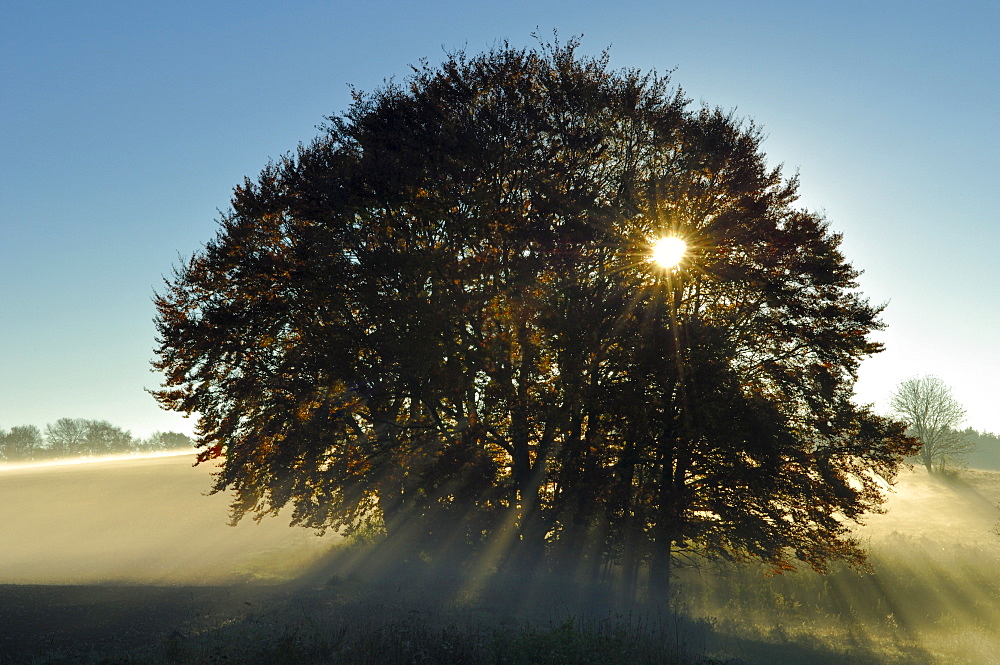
[{"x1": 651, "y1": 236, "x2": 687, "y2": 269}]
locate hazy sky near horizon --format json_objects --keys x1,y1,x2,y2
[{"x1": 2, "y1": 1, "x2": 998, "y2": 438}]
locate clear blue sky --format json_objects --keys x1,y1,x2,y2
[{"x1": 3, "y1": 1, "x2": 998, "y2": 438}]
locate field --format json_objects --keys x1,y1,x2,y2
[
  {"x1": 678, "y1": 467, "x2": 1000, "y2": 664},
  {"x1": 3, "y1": 455, "x2": 1000, "y2": 664}
]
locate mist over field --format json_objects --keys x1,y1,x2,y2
[
  {"x1": 0, "y1": 453, "x2": 334, "y2": 585},
  {"x1": 677, "y1": 467, "x2": 1000, "y2": 664},
  {"x1": 6, "y1": 454, "x2": 1000, "y2": 663}
]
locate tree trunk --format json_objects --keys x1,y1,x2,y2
[
  {"x1": 621, "y1": 522, "x2": 641, "y2": 603},
  {"x1": 649, "y1": 538, "x2": 673, "y2": 602}
]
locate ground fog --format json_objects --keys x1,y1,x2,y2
[
  {"x1": 5, "y1": 457, "x2": 1000, "y2": 663},
  {"x1": 0, "y1": 453, "x2": 334, "y2": 585},
  {"x1": 676, "y1": 467, "x2": 1000, "y2": 664}
]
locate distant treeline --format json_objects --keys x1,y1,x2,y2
[
  {"x1": 0, "y1": 418, "x2": 194, "y2": 462},
  {"x1": 963, "y1": 428, "x2": 1000, "y2": 470}
]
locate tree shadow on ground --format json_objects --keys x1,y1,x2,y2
[
  {"x1": 932, "y1": 468, "x2": 998, "y2": 513},
  {"x1": 0, "y1": 583, "x2": 284, "y2": 663}
]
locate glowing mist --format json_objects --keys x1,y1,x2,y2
[
  {"x1": 0, "y1": 453, "x2": 336, "y2": 585},
  {"x1": 678, "y1": 468, "x2": 1000, "y2": 664},
  {"x1": 0, "y1": 448, "x2": 195, "y2": 472}
]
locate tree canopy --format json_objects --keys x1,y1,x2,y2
[{"x1": 153, "y1": 39, "x2": 916, "y2": 590}]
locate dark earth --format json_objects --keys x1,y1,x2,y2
[{"x1": 0, "y1": 583, "x2": 284, "y2": 662}]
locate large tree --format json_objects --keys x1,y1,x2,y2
[
  {"x1": 153, "y1": 39, "x2": 915, "y2": 590},
  {"x1": 890, "y1": 375, "x2": 971, "y2": 472}
]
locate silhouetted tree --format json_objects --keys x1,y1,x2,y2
[
  {"x1": 82, "y1": 420, "x2": 134, "y2": 454},
  {"x1": 140, "y1": 431, "x2": 194, "y2": 451},
  {"x1": 890, "y1": 375, "x2": 972, "y2": 472},
  {"x1": 43, "y1": 418, "x2": 134, "y2": 456},
  {"x1": 153, "y1": 38, "x2": 916, "y2": 592},
  {"x1": 0, "y1": 425, "x2": 44, "y2": 461}
]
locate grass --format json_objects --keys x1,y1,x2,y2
[
  {"x1": 675, "y1": 537, "x2": 1000, "y2": 665},
  {"x1": 4, "y1": 553, "x2": 965, "y2": 665},
  {"x1": 12, "y1": 467, "x2": 1000, "y2": 664},
  {"x1": 16, "y1": 544, "x2": 965, "y2": 665},
  {"x1": 671, "y1": 464, "x2": 1000, "y2": 665},
  {"x1": 151, "y1": 606, "x2": 710, "y2": 665},
  {"x1": 20, "y1": 578, "x2": 726, "y2": 665}
]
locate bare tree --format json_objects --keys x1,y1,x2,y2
[
  {"x1": 0, "y1": 425, "x2": 43, "y2": 461},
  {"x1": 139, "y1": 431, "x2": 193, "y2": 452},
  {"x1": 44, "y1": 418, "x2": 90, "y2": 456},
  {"x1": 890, "y1": 375, "x2": 972, "y2": 472},
  {"x1": 81, "y1": 420, "x2": 134, "y2": 454}
]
